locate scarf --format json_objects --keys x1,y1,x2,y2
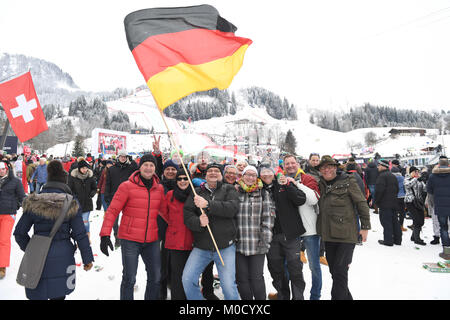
[
  {"x1": 238, "y1": 178, "x2": 263, "y2": 193},
  {"x1": 140, "y1": 175, "x2": 153, "y2": 190},
  {"x1": 162, "y1": 178, "x2": 177, "y2": 192},
  {"x1": 173, "y1": 185, "x2": 191, "y2": 203}
]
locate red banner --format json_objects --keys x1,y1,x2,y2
[{"x1": 0, "y1": 72, "x2": 48, "y2": 142}]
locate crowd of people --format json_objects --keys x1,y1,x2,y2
[{"x1": 0, "y1": 141, "x2": 449, "y2": 300}]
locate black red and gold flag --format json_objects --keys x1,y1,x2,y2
[{"x1": 124, "y1": 5, "x2": 252, "y2": 110}]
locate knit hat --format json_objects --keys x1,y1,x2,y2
[
  {"x1": 409, "y1": 166, "x2": 419, "y2": 173},
  {"x1": 176, "y1": 168, "x2": 190, "y2": 179},
  {"x1": 242, "y1": 165, "x2": 258, "y2": 176},
  {"x1": 391, "y1": 159, "x2": 400, "y2": 166},
  {"x1": 139, "y1": 153, "x2": 157, "y2": 169},
  {"x1": 378, "y1": 159, "x2": 390, "y2": 168},
  {"x1": 163, "y1": 159, "x2": 179, "y2": 172},
  {"x1": 77, "y1": 160, "x2": 90, "y2": 170},
  {"x1": 118, "y1": 149, "x2": 127, "y2": 157},
  {"x1": 47, "y1": 160, "x2": 68, "y2": 183}
]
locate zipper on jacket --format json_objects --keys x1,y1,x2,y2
[{"x1": 144, "y1": 189, "x2": 151, "y2": 243}]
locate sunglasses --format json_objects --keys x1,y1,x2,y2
[{"x1": 177, "y1": 177, "x2": 189, "y2": 181}]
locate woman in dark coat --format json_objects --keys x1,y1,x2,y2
[
  {"x1": 159, "y1": 169, "x2": 193, "y2": 300},
  {"x1": 68, "y1": 159, "x2": 97, "y2": 239},
  {"x1": 14, "y1": 160, "x2": 94, "y2": 300}
]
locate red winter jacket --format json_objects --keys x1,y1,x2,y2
[
  {"x1": 159, "y1": 190, "x2": 194, "y2": 251},
  {"x1": 100, "y1": 171, "x2": 165, "y2": 243}
]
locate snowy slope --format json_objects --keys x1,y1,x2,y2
[
  {"x1": 44, "y1": 89, "x2": 449, "y2": 162},
  {"x1": 1, "y1": 202, "x2": 448, "y2": 300}
]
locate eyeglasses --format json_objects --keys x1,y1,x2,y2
[
  {"x1": 244, "y1": 173, "x2": 257, "y2": 178},
  {"x1": 177, "y1": 177, "x2": 189, "y2": 181}
]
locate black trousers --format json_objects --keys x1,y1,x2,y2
[
  {"x1": 236, "y1": 253, "x2": 266, "y2": 300},
  {"x1": 200, "y1": 261, "x2": 215, "y2": 297},
  {"x1": 324, "y1": 241, "x2": 355, "y2": 300},
  {"x1": 396, "y1": 198, "x2": 406, "y2": 227},
  {"x1": 266, "y1": 234, "x2": 305, "y2": 300},
  {"x1": 406, "y1": 202, "x2": 424, "y2": 241},
  {"x1": 168, "y1": 249, "x2": 191, "y2": 300},
  {"x1": 160, "y1": 244, "x2": 170, "y2": 299},
  {"x1": 379, "y1": 207, "x2": 402, "y2": 245}
]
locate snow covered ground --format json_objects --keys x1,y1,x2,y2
[{"x1": 1, "y1": 197, "x2": 448, "y2": 300}]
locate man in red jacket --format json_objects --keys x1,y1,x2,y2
[{"x1": 99, "y1": 153, "x2": 166, "y2": 300}]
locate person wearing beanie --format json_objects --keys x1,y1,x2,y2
[
  {"x1": 426, "y1": 156, "x2": 450, "y2": 258},
  {"x1": 14, "y1": 160, "x2": 94, "y2": 299},
  {"x1": 68, "y1": 158, "x2": 97, "y2": 241},
  {"x1": 375, "y1": 159, "x2": 401, "y2": 246},
  {"x1": 183, "y1": 160, "x2": 240, "y2": 300},
  {"x1": 158, "y1": 168, "x2": 193, "y2": 299},
  {"x1": 100, "y1": 152, "x2": 165, "y2": 300},
  {"x1": 158, "y1": 158, "x2": 180, "y2": 300},
  {"x1": 404, "y1": 166, "x2": 427, "y2": 245},
  {"x1": 235, "y1": 163, "x2": 274, "y2": 300},
  {"x1": 0, "y1": 161, "x2": 25, "y2": 279}
]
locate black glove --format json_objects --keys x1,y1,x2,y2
[{"x1": 100, "y1": 236, "x2": 114, "y2": 256}]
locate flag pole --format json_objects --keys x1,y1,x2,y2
[
  {"x1": 0, "y1": 103, "x2": 10, "y2": 151},
  {"x1": 157, "y1": 107, "x2": 225, "y2": 266}
]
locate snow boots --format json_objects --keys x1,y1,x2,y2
[
  {"x1": 439, "y1": 247, "x2": 450, "y2": 260},
  {"x1": 430, "y1": 236, "x2": 440, "y2": 245},
  {"x1": 0, "y1": 267, "x2": 5, "y2": 279}
]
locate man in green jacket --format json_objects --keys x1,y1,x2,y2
[{"x1": 317, "y1": 155, "x2": 371, "y2": 300}]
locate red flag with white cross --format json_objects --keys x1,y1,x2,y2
[{"x1": 0, "y1": 71, "x2": 48, "y2": 142}]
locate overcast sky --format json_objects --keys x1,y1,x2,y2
[{"x1": 1, "y1": 0, "x2": 450, "y2": 111}]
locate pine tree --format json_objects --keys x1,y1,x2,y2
[
  {"x1": 72, "y1": 134, "x2": 85, "y2": 157},
  {"x1": 283, "y1": 129, "x2": 297, "y2": 155}
]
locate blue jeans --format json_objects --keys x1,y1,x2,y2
[
  {"x1": 100, "y1": 194, "x2": 108, "y2": 211},
  {"x1": 120, "y1": 239, "x2": 161, "y2": 300},
  {"x1": 81, "y1": 211, "x2": 90, "y2": 233},
  {"x1": 368, "y1": 185, "x2": 376, "y2": 202},
  {"x1": 438, "y1": 215, "x2": 450, "y2": 247},
  {"x1": 182, "y1": 245, "x2": 240, "y2": 300},
  {"x1": 28, "y1": 182, "x2": 34, "y2": 193},
  {"x1": 35, "y1": 182, "x2": 45, "y2": 194},
  {"x1": 301, "y1": 235, "x2": 322, "y2": 300}
]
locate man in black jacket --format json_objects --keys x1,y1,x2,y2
[
  {"x1": 266, "y1": 171, "x2": 307, "y2": 300},
  {"x1": 375, "y1": 159, "x2": 401, "y2": 246},
  {"x1": 0, "y1": 161, "x2": 25, "y2": 279},
  {"x1": 364, "y1": 160, "x2": 379, "y2": 213},
  {"x1": 182, "y1": 163, "x2": 240, "y2": 300},
  {"x1": 104, "y1": 150, "x2": 138, "y2": 247}
]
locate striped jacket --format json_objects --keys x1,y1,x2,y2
[{"x1": 236, "y1": 186, "x2": 275, "y2": 256}]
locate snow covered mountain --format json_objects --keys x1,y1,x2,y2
[{"x1": 45, "y1": 87, "x2": 448, "y2": 167}]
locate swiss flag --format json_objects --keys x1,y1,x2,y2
[{"x1": 0, "y1": 71, "x2": 48, "y2": 142}]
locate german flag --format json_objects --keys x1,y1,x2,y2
[{"x1": 124, "y1": 5, "x2": 252, "y2": 111}]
